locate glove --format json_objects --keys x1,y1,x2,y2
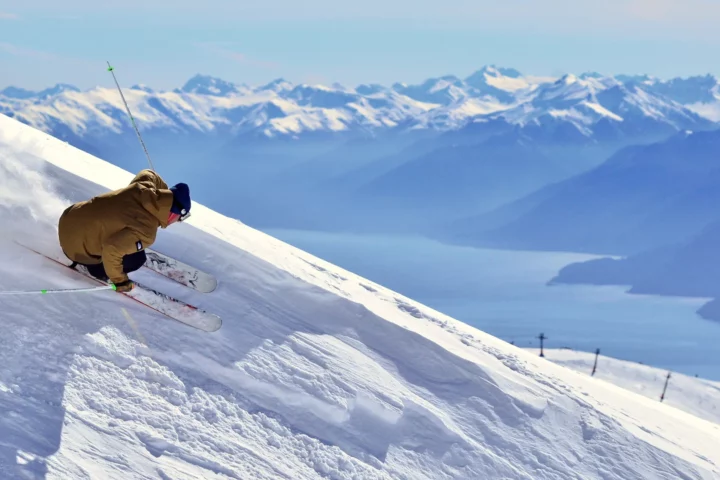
[{"x1": 113, "y1": 280, "x2": 135, "y2": 293}]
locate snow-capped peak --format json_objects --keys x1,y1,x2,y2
[
  {"x1": 531, "y1": 74, "x2": 619, "y2": 104},
  {"x1": 355, "y1": 83, "x2": 387, "y2": 95},
  {"x1": 179, "y1": 74, "x2": 243, "y2": 96},
  {"x1": 392, "y1": 76, "x2": 469, "y2": 106},
  {"x1": 465, "y1": 66, "x2": 532, "y2": 97},
  {"x1": 0, "y1": 83, "x2": 80, "y2": 100},
  {"x1": 615, "y1": 74, "x2": 657, "y2": 85},
  {"x1": 130, "y1": 84, "x2": 154, "y2": 93},
  {"x1": 646, "y1": 74, "x2": 720, "y2": 105},
  {"x1": 471, "y1": 65, "x2": 524, "y2": 80},
  {"x1": 560, "y1": 73, "x2": 579, "y2": 85},
  {"x1": 532, "y1": 74, "x2": 593, "y2": 103},
  {"x1": 0, "y1": 86, "x2": 36, "y2": 99},
  {"x1": 37, "y1": 83, "x2": 81, "y2": 98},
  {"x1": 473, "y1": 71, "x2": 712, "y2": 138},
  {"x1": 259, "y1": 78, "x2": 294, "y2": 93},
  {"x1": 286, "y1": 84, "x2": 360, "y2": 109},
  {"x1": 580, "y1": 72, "x2": 604, "y2": 80}
]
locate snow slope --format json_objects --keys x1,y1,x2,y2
[
  {"x1": 535, "y1": 349, "x2": 720, "y2": 426},
  {"x1": 1, "y1": 113, "x2": 720, "y2": 479}
]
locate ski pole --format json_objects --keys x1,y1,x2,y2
[
  {"x1": 0, "y1": 285, "x2": 116, "y2": 296},
  {"x1": 106, "y1": 61, "x2": 156, "y2": 172}
]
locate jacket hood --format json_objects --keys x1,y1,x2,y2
[{"x1": 147, "y1": 190, "x2": 175, "y2": 228}]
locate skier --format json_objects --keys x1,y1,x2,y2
[{"x1": 57, "y1": 169, "x2": 191, "y2": 292}]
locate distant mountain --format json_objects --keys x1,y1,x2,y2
[
  {"x1": 3, "y1": 67, "x2": 720, "y2": 234},
  {"x1": 478, "y1": 75, "x2": 714, "y2": 142},
  {"x1": 617, "y1": 74, "x2": 720, "y2": 121},
  {"x1": 464, "y1": 66, "x2": 545, "y2": 104},
  {"x1": 178, "y1": 74, "x2": 249, "y2": 96},
  {"x1": 2, "y1": 80, "x2": 437, "y2": 140},
  {"x1": 36, "y1": 83, "x2": 81, "y2": 98},
  {"x1": 0, "y1": 86, "x2": 36, "y2": 99},
  {"x1": 286, "y1": 84, "x2": 358, "y2": 109},
  {"x1": 358, "y1": 129, "x2": 599, "y2": 221},
  {"x1": 390, "y1": 66, "x2": 548, "y2": 126},
  {"x1": 550, "y1": 217, "x2": 720, "y2": 322},
  {"x1": 258, "y1": 78, "x2": 294, "y2": 93},
  {"x1": 355, "y1": 83, "x2": 387, "y2": 96},
  {"x1": 356, "y1": 74, "x2": 716, "y2": 231},
  {"x1": 636, "y1": 74, "x2": 719, "y2": 105},
  {"x1": 130, "y1": 84, "x2": 155, "y2": 93},
  {"x1": 392, "y1": 75, "x2": 469, "y2": 105},
  {"x1": 449, "y1": 128, "x2": 720, "y2": 255},
  {"x1": 0, "y1": 83, "x2": 80, "y2": 100},
  {"x1": 2, "y1": 68, "x2": 717, "y2": 141},
  {"x1": 614, "y1": 74, "x2": 656, "y2": 85}
]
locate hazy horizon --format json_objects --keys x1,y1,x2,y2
[{"x1": 3, "y1": 0, "x2": 720, "y2": 90}]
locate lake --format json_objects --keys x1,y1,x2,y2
[{"x1": 266, "y1": 229, "x2": 720, "y2": 381}]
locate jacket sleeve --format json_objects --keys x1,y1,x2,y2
[{"x1": 102, "y1": 228, "x2": 144, "y2": 284}]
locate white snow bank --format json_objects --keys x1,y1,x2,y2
[{"x1": 1, "y1": 113, "x2": 719, "y2": 479}]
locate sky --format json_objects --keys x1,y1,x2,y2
[{"x1": 1, "y1": 0, "x2": 720, "y2": 91}]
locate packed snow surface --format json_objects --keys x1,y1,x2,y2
[{"x1": 1, "y1": 113, "x2": 720, "y2": 479}]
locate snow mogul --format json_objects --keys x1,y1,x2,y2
[{"x1": 57, "y1": 169, "x2": 191, "y2": 292}]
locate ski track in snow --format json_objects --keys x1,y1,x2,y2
[{"x1": 1, "y1": 113, "x2": 720, "y2": 479}]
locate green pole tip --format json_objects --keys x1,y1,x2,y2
[
  {"x1": 111, "y1": 284, "x2": 117, "y2": 291},
  {"x1": 41, "y1": 289, "x2": 47, "y2": 294}
]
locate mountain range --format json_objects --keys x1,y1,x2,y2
[
  {"x1": 3, "y1": 65, "x2": 720, "y2": 235},
  {"x1": 3, "y1": 66, "x2": 719, "y2": 140}
]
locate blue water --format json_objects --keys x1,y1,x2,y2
[{"x1": 266, "y1": 229, "x2": 720, "y2": 381}]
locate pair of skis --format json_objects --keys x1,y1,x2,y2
[{"x1": 23, "y1": 245, "x2": 222, "y2": 332}]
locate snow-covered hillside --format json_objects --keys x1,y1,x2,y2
[
  {"x1": 536, "y1": 349, "x2": 720, "y2": 426},
  {"x1": 2, "y1": 67, "x2": 716, "y2": 139},
  {"x1": 1, "y1": 113, "x2": 720, "y2": 479}
]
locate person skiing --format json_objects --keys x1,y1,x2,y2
[{"x1": 57, "y1": 169, "x2": 191, "y2": 292}]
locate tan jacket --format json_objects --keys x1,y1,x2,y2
[{"x1": 58, "y1": 170, "x2": 174, "y2": 284}]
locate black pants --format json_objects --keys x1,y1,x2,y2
[{"x1": 83, "y1": 250, "x2": 147, "y2": 282}]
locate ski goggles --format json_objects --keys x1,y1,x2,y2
[
  {"x1": 178, "y1": 208, "x2": 191, "y2": 222},
  {"x1": 168, "y1": 209, "x2": 191, "y2": 225}
]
